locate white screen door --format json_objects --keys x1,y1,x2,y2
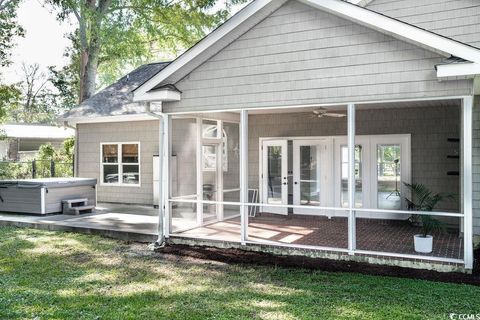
[{"x1": 262, "y1": 140, "x2": 288, "y2": 215}]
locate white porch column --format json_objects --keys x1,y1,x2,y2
[
  {"x1": 240, "y1": 110, "x2": 249, "y2": 244},
  {"x1": 163, "y1": 115, "x2": 171, "y2": 238},
  {"x1": 156, "y1": 115, "x2": 165, "y2": 244},
  {"x1": 196, "y1": 117, "x2": 204, "y2": 226},
  {"x1": 463, "y1": 96, "x2": 473, "y2": 270},
  {"x1": 347, "y1": 103, "x2": 356, "y2": 254}
]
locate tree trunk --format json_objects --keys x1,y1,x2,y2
[
  {"x1": 80, "y1": 49, "x2": 99, "y2": 102},
  {"x1": 78, "y1": 0, "x2": 111, "y2": 103}
]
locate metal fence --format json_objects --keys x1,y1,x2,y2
[{"x1": 0, "y1": 160, "x2": 74, "y2": 180}]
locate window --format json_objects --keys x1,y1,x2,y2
[
  {"x1": 340, "y1": 145, "x2": 363, "y2": 208},
  {"x1": 202, "y1": 125, "x2": 228, "y2": 172},
  {"x1": 377, "y1": 144, "x2": 401, "y2": 210},
  {"x1": 101, "y1": 143, "x2": 140, "y2": 185}
]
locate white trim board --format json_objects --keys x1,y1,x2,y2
[
  {"x1": 348, "y1": 0, "x2": 374, "y2": 6},
  {"x1": 133, "y1": 0, "x2": 480, "y2": 100}
]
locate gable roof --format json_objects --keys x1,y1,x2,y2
[
  {"x1": 133, "y1": 0, "x2": 480, "y2": 101},
  {"x1": 61, "y1": 62, "x2": 170, "y2": 121}
]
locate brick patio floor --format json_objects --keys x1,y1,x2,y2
[{"x1": 176, "y1": 213, "x2": 463, "y2": 259}]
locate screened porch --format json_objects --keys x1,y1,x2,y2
[{"x1": 159, "y1": 97, "x2": 473, "y2": 269}]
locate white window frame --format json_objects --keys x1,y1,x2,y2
[
  {"x1": 100, "y1": 142, "x2": 141, "y2": 187},
  {"x1": 202, "y1": 124, "x2": 228, "y2": 172}
]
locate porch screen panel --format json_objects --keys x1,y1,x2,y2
[
  {"x1": 170, "y1": 118, "x2": 198, "y2": 234},
  {"x1": 223, "y1": 121, "x2": 240, "y2": 219},
  {"x1": 171, "y1": 118, "x2": 197, "y2": 198}
]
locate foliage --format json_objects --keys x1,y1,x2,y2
[
  {"x1": 0, "y1": 0, "x2": 24, "y2": 68},
  {"x1": 404, "y1": 182, "x2": 454, "y2": 237},
  {"x1": 0, "y1": 83, "x2": 21, "y2": 122},
  {"x1": 0, "y1": 227, "x2": 479, "y2": 319},
  {"x1": 47, "y1": 62, "x2": 79, "y2": 111},
  {"x1": 46, "y1": 0, "x2": 249, "y2": 101},
  {"x1": 0, "y1": 137, "x2": 75, "y2": 179},
  {"x1": 35, "y1": 137, "x2": 75, "y2": 177},
  {"x1": 0, "y1": 161, "x2": 30, "y2": 179}
]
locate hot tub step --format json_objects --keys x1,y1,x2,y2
[{"x1": 62, "y1": 199, "x2": 95, "y2": 215}]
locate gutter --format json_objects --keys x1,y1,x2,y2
[{"x1": 145, "y1": 103, "x2": 166, "y2": 247}]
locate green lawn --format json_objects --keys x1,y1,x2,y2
[{"x1": 0, "y1": 227, "x2": 478, "y2": 320}]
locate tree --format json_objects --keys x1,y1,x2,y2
[
  {"x1": 0, "y1": 83, "x2": 21, "y2": 122},
  {"x1": 5, "y1": 63, "x2": 67, "y2": 124},
  {"x1": 47, "y1": 0, "x2": 248, "y2": 102},
  {"x1": 0, "y1": 0, "x2": 24, "y2": 67},
  {"x1": 48, "y1": 63, "x2": 79, "y2": 111}
]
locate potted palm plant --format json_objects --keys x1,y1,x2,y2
[{"x1": 404, "y1": 183, "x2": 454, "y2": 253}]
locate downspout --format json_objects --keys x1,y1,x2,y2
[
  {"x1": 145, "y1": 102, "x2": 166, "y2": 246},
  {"x1": 62, "y1": 121, "x2": 78, "y2": 177}
]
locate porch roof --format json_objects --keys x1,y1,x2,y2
[{"x1": 59, "y1": 62, "x2": 170, "y2": 123}]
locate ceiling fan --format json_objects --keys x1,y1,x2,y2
[{"x1": 312, "y1": 108, "x2": 347, "y2": 118}]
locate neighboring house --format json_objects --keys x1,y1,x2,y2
[
  {"x1": 0, "y1": 124, "x2": 75, "y2": 161},
  {"x1": 61, "y1": 0, "x2": 480, "y2": 272}
]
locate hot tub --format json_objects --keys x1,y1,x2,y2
[{"x1": 0, "y1": 178, "x2": 97, "y2": 214}]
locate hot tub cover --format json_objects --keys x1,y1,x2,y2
[{"x1": 0, "y1": 178, "x2": 97, "y2": 189}]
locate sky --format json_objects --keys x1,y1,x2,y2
[
  {"x1": 3, "y1": 0, "x2": 73, "y2": 84},
  {"x1": 3, "y1": 0, "x2": 247, "y2": 85}
]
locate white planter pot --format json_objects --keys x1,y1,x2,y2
[{"x1": 414, "y1": 234, "x2": 433, "y2": 253}]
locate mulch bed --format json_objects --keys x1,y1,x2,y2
[{"x1": 158, "y1": 245, "x2": 480, "y2": 286}]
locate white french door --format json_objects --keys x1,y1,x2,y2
[
  {"x1": 262, "y1": 140, "x2": 288, "y2": 215},
  {"x1": 292, "y1": 140, "x2": 332, "y2": 214}
]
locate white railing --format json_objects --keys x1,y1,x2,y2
[{"x1": 167, "y1": 198, "x2": 464, "y2": 265}]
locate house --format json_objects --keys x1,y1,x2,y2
[
  {"x1": 0, "y1": 123, "x2": 75, "y2": 161},
  {"x1": 61, "y1": 0, "x2": 480, "y2": 272}
]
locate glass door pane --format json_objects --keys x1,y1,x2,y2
[
  {"x1": 299, "y1": 145, "x2": 320, "y2": 206},
  {"x1": 262, "y1": 140, "x2": 288, "y2": 215},
  {"x1": 340, "y1": 145, "x2": 363, "y2": 208},
  {"x1": 267, "y1": 145, "x2": 283, "y2": 204},
  {"x1": 377, "y1": 144, "x2": 401, "y2": 210},
  {"x1": 203, "y1": 144, "x2": 218, "y2": 220}
]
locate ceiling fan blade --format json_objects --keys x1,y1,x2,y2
[{"x1": 324, "y1": 113, "x2": 347, "y2": 118}]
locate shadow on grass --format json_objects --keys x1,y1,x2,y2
[{"x1": 0, "y1": 226, "x2": 479, "y2": 319}]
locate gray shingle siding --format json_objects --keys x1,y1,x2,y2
[
  {"x1": 367, "y1": 0, "x2": 480, "y2": 48},
  {"x1": 77, "y1": 120, "x2": 159, "y2": 205},
  {"x1": 162, "y1": 0, "x2": 473, "y2": 114},
  {"x1": 473, "y1": 96, "x2": 480, "y2": 235}
]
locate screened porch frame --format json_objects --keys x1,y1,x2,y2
[{"x1": 155, "y1": 95, "x2": 474, "y2": 270}]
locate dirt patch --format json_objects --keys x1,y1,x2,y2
[{"x1": 157, "y1": 245, "x2": 480, "y2": 286}]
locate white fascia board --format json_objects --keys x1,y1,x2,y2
[
  {"x1": 347, "y1": 0, "x2": 374, "y2": 6},
  {"x1": 63, "y1": 113, "x2": 157, "y2": 125},
  {"x1": 133, "y1": 89, "x2": 181, "y2": 102},
  {"x1": 299, "y1": 0, "x2": 480, "y2": 63},
  {"x1": 436, "y1": 62, "x2": 480, "y2": 79},
  {"x1": 133, "y1": 0, "x2": 274, "y2": 98}
]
